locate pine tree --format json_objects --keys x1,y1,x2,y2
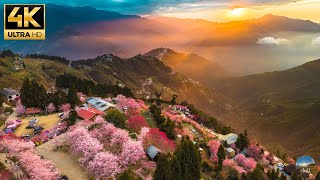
[
  {"x1": 154, "y1": 154, "x2": 171, "y2": 180},
  {"x1": 20, "y1": 78, "x2": 31, "y2": 107},
  {"x1": 315, "y1": 172, "x2": 320, "y2": 180},
  {"x1": 247, "y1": 166, "x2": 264, "y2": 180},
  {"x1": 67, "y1": 110, "x2": 77, "y2": 126},
  {"x1": 226, "y1": 168, "x2": 239, "y2": 180},
  {"x1": 175, "y1": 138, "x2": 201, "y2": 180},
  {"x1": 170, "y1": 94, "x2": 177, "y2": 105},
  {"x1": 217, "y1": 145, "x2": 226, "y2": 170},
  {"x1": 118, "y1": 169, "x2": 140, "y2": 180},
  {"x1": 67, "y1": 83, "x2": 78, "y2": 108}
]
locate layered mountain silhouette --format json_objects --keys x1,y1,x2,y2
[
  {"x1": 145, "y1": 48, "x2": 230, "y2": 86},
  {"x1": 1, "y1": 4, "x2": 319, "y2": 70}
]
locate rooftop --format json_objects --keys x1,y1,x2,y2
[
  {"x1": 0, "y1": 88, "x2": 19, "y2": 96},
  {"x1": 77, "y1": 108, "x2": 96, "y2": 120}
]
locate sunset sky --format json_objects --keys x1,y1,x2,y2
[{"x1": 4, "y1": 0, "x2": 320, "y2": 22}]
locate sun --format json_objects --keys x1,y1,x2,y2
[{"x1": 228, "y1": 8, "x2": 246, "y2": 17}]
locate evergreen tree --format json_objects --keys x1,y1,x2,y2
[
  {"x1": 154, "y1": 154, "x2": 171, "y2": 180},
  {"x1": 217, "y1": 145, "x2": 226, "y2": 170},
  {"x1": 51, "y1": 89, "x2": 67, "y2": 108},
  {"x1": 67, "y1": 110, "x2": 77, "y2": 126},
  {"x1": 118, "y1": 169, "x2": 140, "y2": 180},
  {"x1": 174, "y1": 138, "x2": 201, "y2": 180},
  {"x1": 315, "y1": 172, "x2": 320, "y2": 180},
  {"x1": 160, "y1": 119, "x2": 176, "y2": 140},
  {"x1": 246, "y1": 166, "x2": 264, "y2": 180},
  {"x1": 236, "y1": 130, "x2": 250, "y2": 151},
  {"x1": 170, "y1": 94, "x2": 177, "y2": 105},
  {"x1": 20, "y1": 78, "x2": 32, "y2": 107},
  {"x1": 226, "y1": 168, "x2": 239, "y2": 180},
  {"x1": 0, "y1": 96, "x2": 4, "y2": 106},
  {"x1": 104, "y1": 109, "x2": 127, "y2": 129},
  {"x1": 67, "y1": 83, "x2": 78, "y2": 108},
  {"x1": 168, "y1": 155, "x2": 183, "y2": 180}
]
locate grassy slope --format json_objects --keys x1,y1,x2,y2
[{"x1": 218, "y1": 60, "x2": 320, "y2": 162}]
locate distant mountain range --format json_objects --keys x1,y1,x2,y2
[{"x1": 145, "y1": 48, "x2": 230, "y2": 85}]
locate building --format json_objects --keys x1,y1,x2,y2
[
  {"x1": 226, "y1": 147, "x2": 236, "y2": 157},
  {"x1": 146, "y1": 145, "x2": 160, "y2": 161},
  {"x1": 0, "y1": 88, "x2": 20, "y2": 102},
  {"x1": 86, "y1": 97, "x2": 116, "y2": 112},
  {"x1": 25, "y1": 108, "x2": 41, "y2": 115},
  {"x1": 77, "y1": 107, "x2": 104, "y2": 120},
  {"x1": 221, "y1": 133, "x2": 238, "y2": 145}
]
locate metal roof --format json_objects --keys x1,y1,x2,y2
[
  {"x1": 0, "y1": 88, "x2": 19, "y2": 96},
  {"x1": 146, "y1": 145, "x2": 159, "y2": 159},
  {"x1": 87, "y1": 97, "x2": 115, "y2": 111}
]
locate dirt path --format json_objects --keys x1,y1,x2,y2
[
  {"x1": 36, "y1": 141, "x2": 89, "y2": 180},
  {"x1": 0, "y1": 153, "x2": 25, "y2": 178},
  {"x1": 5, "y1": 108, "x2": 17, "y2": 124}
]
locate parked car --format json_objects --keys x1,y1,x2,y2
[
  {"x1": 21, "y1": 134, "x2": 31, "y2": 138},
  {"x1": 34, "y1": 126, "x2": 44, "y2": 131},
  {"x1": 33, "y1": 126, "x2": 44, "y2": 135},
  {"x1": 26, "y1": 119, "x2": 38, "y2": 129},
  {"x1": 58, "y1": 113, "x2": 64, "y2": 118},
  {"x1": 58, "y1": 175, "x2": 68, "y2": 180}
]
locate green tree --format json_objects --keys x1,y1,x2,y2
[
  {"x1": 104, "y1": 109, "x2": 127, "y2": 129},
  {"x1": 67, "y1": 110, "x2": 77, "y2": 126},
  {"x1": 226, "y1": 168, "x2": 239, "y2": 180},
  {"x1": 170, "y1": 94, "x2": 178, "y2": 105},
  {"x1": 154, "y1": 154, "x2": 171, "y2": 180},
  {"x1": 208, "y1": 117, "x2": 218, "y2": 130},
  {"x1": 175, "y1": 138, "x2": 201, "y2": 180},
  {"x1": 20, "y1": 78, "x2": 32, "y2": 107},
  {"x1": 315, "y1": 172, "x2": 320, "y2": 180},
  {"x1": 20, "y1": 79, "x2": 48, "y2": 109},
  {"x1": 51, "y1": 89, "x2": 67, "y2": 108},
  {"x1": 160, "y1": 119, "x2": 176, "y2": 140},
  {"x1": 67, "y1": 83, "x2": 79, "y2": 108},
  {"x1": 169, "y1": 155, "x2": 183, "y2": 180},
  {"x1": 0, "y1": 96, "x2": 4, "y2": 106},
  {"x1": 236, "y1": 130, "x2": 250, "y2": 151},
  {"x1": 118, "y1": 169, "x2": 141, "y2": 180},
  {"x1": 217, "y1": 145, "x2": 226, "y2": 170},
  {"x1": 246, "y1": 166, "x2": 264, "y2": 180},
  {"x1": 291, "y1": 172, "x2": 303, "y2": 180}
]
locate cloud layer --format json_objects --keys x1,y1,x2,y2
[
  {"x1": 257, "y1": 37, "x2": 289, "y2": 45},
  {"x1": 312, "y1": 36, "x2": 320, "y2": 45},
  {"x1": 1, "y1": 0, "x2": 301, "y2": 15}
]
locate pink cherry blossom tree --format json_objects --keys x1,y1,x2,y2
[
  {"x1": 87, "y1": 152, "x2": 122, "y2": 179},
  {"x1": 128, "y1": 115, "x2": 149, "y2": 133},
  {"x1": 67, "y1": 126, "x2": 104, "y2": 165},
  {"x1": 46, "y1": 103, "x2": 56, "y2": 113},
  {"x1": 60, "y1": 103, "x2": 71, "y2": 112},
  {"x1": 247, "y1": 144, "x2": 263, "y2": 160},
  {"x1": 15, "y1": 104, "x2": 26, "y2": 116},
  {"x1": 119, "y1": 140, "x2": 145, "y2": 167},
  {"x1": 208, "y1": 140, "x2": 220, "y2": 161}
]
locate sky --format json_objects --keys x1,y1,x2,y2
[{"x1": 3, "y1": 0, "x2": 320, "y2": 22}]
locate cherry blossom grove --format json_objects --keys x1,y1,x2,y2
[
  {"x1": 65, "y1": 116, "x2": 148, "y2": 179},
  {"x1": 0, "y1": 139, "x2": 60, "y2": 179}
]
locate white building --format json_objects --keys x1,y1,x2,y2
[
  {"x1": 0, "y1": 88, "x2": 20, "y2": 102},
  {"x1": 86, "y1": 97, "x2": 116, "y2": 112},
  {"x1": 221, "y1": 133, "x2": 238, "y2": 145}
]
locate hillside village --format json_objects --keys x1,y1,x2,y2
[{"x1": 0, "y1": 51, "x2": 319, "y2": 180}]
